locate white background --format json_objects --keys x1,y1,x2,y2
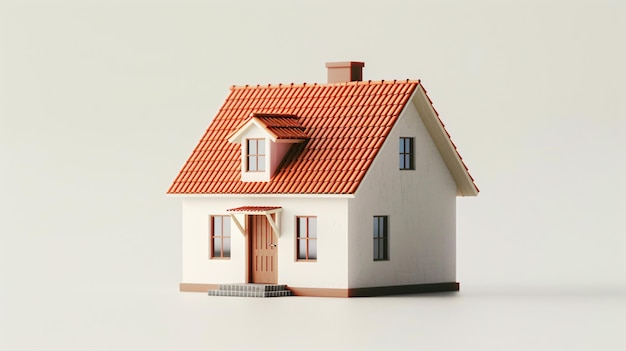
[{"x1": 1, "y1": 0, "x2": 624, "y2": 350}]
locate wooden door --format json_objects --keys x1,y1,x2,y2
[{"x1": 248, "y1": 215, "x2": 278, "y2": 284}]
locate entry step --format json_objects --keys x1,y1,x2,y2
[{"x1": 208, "y1": 283, "x2": 292, "y2": 297}]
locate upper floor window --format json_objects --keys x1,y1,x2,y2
[
  {"x1": 210, "y1": 215, "x2": 231, "y2": 259},
  {"x1": 296, "y1": 216, "x2": 317, "y2": 261},
  {"x1": 399, "y1": 137, "x2": 414, "y2": 170},
  {"x1": 247, "y1": 138, "x2": 265, "y2": 172},
  {"x1": 373, "y1": 215, "x2": 388, "y2": 261}
]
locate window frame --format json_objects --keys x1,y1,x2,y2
[
  {"x1": 295, "y1": 216, "x2": 317, "y2": 262},
  {"x1": 246, "y1": 138, "x2": 266, "y2": 172},
  {"x1": 210, "y1": 215, "x2": 231, "y2": 259},
  {"x1": 399, "y1": 137, "x2": 414, "y2": 170},
  {"x1": 373, "y1": 215, "x2": 389, "y2": 261}
]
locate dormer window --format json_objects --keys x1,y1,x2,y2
[
  {"x1": 227, "y1": 113, "x2": 308, "y2": 182},
  {"x1": 246, "y1": 139, "x2": 265, "y2": 172}
]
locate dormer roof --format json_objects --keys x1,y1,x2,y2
[
  {"x1": 167, "y1": 80, "x2": 478, "y2": 196},
  {"x1": 227, "y1": 113, "x2": 308, "y2": 143}
]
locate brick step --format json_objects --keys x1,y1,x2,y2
[{"x1": 208, "y1": 283, "x2": 292, "y2": 298}]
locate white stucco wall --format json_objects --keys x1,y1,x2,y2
[
  {"x1": 181, "y1": 196, "x2": 350, "y2": 288},
  {"x1": 347, "y1": 99, "x2": 458, "y2": 288}
]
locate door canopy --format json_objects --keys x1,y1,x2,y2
[{"x1": 226, "y1": 206, "x2": 282, "y2": 237}]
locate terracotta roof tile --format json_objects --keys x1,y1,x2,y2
[
  {"x1": 167, "y1": 80, "x2": 465, "y2": 195},
  {"x1": 252, "y1": 114, "x2": 309, "y2": 140}
]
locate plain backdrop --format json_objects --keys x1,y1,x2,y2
[{"x1": 1, "y1": 0, "x2": 625, "y2": 350}]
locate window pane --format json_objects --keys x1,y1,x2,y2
[
  {"x1": 382, "y1": 216, "x2": 387, "y2": 234},
  {"x1": 223, "y1": 217, "x2": 230, "y2": 236},
  {"x1": 248, "y1": 139, "x2": 256, "y2": 154},
  {"x1": 373, "y1": 217, "x2": 379, "y2": 238},
  {"x1": 213, "y1": 237, "x2": 222, "y2": 257},
  {"x1": 298, "y1": 217, "x2": 306, "y2": 238},
  {"x1": 258, "y1": 140, "x2": 265, "y2": 154},
  {"x1": 399, "y1": 154, "x2": 405, "y2": 169},
  {"x1": 213, "y1": 217, "x2": 222, "y2": 235},
  {"x1": 297, "y1": 239, "x2": 306, "y2": 259},
  {"x1": 308, "y1": 240, "x2": 317, "y2": 260},
  {"x1": 399, "y1": 138, "x2": 405, "y2": 153},
  {"x1": 374, "y1": 238, "x2": 379, "y2": 260},
  {"x1": 308, "y1": 217, "x2": 317, "y2": 238},
  {"x1": 223, "y1": 237, "x2": 231, "y2": 257},
  {"x1": 382, "y1": 238, "x2": 387, "y2": 259},
  {"x1": 257, "y1": 156, "x2": 265, "y2": 171},
  {"x1": 248, "y1": 156, "x2": 257, "y2": 171}
]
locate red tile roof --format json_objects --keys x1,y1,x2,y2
[{"x1": 167, "y1": 80, "x2": 477, "y2": 195}]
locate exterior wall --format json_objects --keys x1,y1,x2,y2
[
  {"x1": 347, "y1": 100, "x2": 457, "y2": 288},
  {"x1": 181, "y1": 196, "x2": 349, "y2": 289}
]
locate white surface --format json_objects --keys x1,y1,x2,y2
[
  {"x1": 1, "y1": 287, "x2": 624, "y2": 351},
  {"x1": 1, "y1": 0, "x2": 624, "y2": 349}
]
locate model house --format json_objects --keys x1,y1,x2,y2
[{"x1": 167, "y1": 62, "x2": 478, "y2": 297}]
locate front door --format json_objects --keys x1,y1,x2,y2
[{"x1": 248, "y1": 215, "x2": 278, "y2": 284}]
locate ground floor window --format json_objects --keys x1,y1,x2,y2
[
  {"x1": 296, "y1": 216, "x2": 317, "y2": 261},
  {"x1": 373, "y1": 215, "x2": 388, "y2": 261},
  {"x1": 210, "y1": 215, "x2": 231, "y2": 259}
]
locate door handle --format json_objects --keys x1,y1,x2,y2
[{"x1": 269, "y1": 243, "x2": 277, "y2": 248}]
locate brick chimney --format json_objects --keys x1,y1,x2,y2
[{"x1": 325, "y1": 61, "x2": 365, "y2": 83}]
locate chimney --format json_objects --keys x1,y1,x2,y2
[{"x1": 325, "y1": 61, "x2": 365, "y2": 83}]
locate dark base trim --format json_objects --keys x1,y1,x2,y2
[
  {"x1": 347, "y1": 282, "x2": 459, "y2": 297},
  {"x1": 180, "y1": 282, "x2": 459, "y2": 297}
]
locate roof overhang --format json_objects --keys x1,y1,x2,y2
[
  {"x1": 411, "y1": 85, "x2": 479, "y2": 196},
  {"x1": 165, "y1": 193, "x2": 354, "y2": 198}
]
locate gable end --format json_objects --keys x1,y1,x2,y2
[{"x1": 411, "y1": 86, "x2": 479, "y2": 196}]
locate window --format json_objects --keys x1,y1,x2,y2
[
  {"x1": 210, "y1": 215, "x2": 231, "y2": 259},
  {"x1": 399, "y1": 137, "x2": 414, "y2": 170},
  {"x1": 296, "y1": 216, "x2": 317, "y2": 261},
  {"x1": 246, "y1": 138, "x2": 265, "y2": 172},
  {"x1": 373, "y1": 216, "x2": 388, "y2": 261}
]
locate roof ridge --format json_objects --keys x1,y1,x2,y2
[{"x1": 230, "y1": 79, "x2": 420, "y2": 90}]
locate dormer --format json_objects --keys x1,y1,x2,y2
[{"x1": 227, "y1": 113, "x2": 308, "y2": 182}]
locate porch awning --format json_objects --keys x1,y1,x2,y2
[
  {"x1": 226, "y1": 206, "x2": 282, "y2": 237},
  {"x1": 226, "y1": 206, "x2": 282, "y2": 214}
]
